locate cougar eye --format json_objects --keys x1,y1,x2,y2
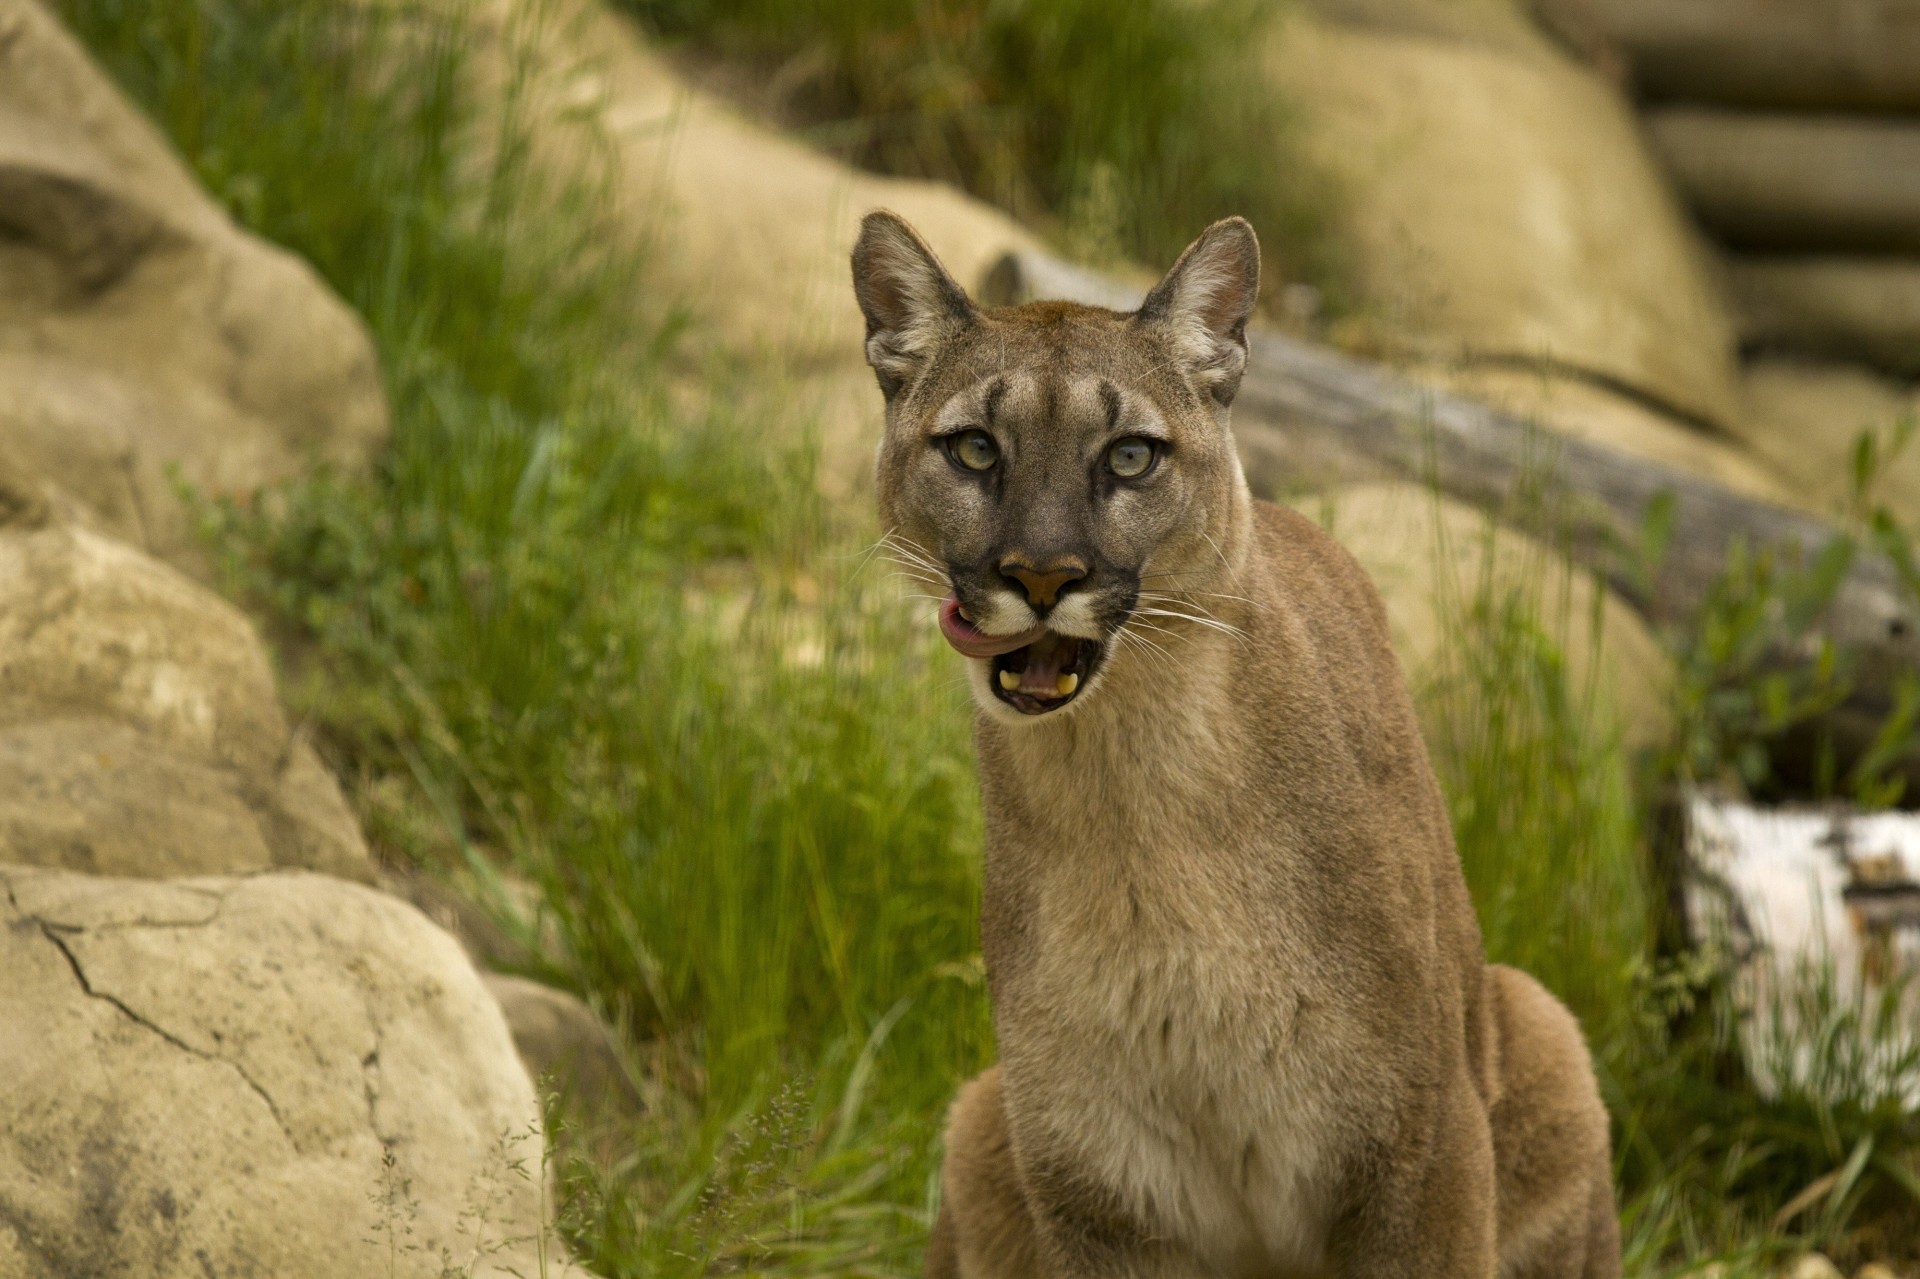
[
  {"x1": 1106, "y1": 437, "x2": 1157, "y2": 479},
  {"x1": 947, "y1": 429, "x2": 999, "y2": 472}
]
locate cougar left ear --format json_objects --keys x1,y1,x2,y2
[
  {"x1": 851, "y1": 210, "x2": 978, "y2": 401},
  {"x1": 1135, "y1": 217, "x2": 1261, "y2": 408}
]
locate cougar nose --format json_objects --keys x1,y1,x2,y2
[{"x1": 999, "y1": 556, "x2": 1088, "y2": 608}]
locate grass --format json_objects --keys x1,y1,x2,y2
[
  {"x1": 56, "y1": 0, "x2": 1920, "y2": 1274},
  {"x1": 624, "y1": 0, "x2": 1349, "y2": 310}
]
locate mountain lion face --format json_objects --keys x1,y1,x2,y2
[{"x1": 853, "y1": 212, "x2": 1261, "y2": 722}]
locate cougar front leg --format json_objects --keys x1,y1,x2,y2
[
  {"x1": 931, "y1": 1068, "x2": 1207, "y2": 1279},
  {"x1": 1329, "y1": 1079, "x2": 1499, "y2": 1279}
]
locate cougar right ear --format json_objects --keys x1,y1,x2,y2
[
  {"x1": 1135, "y1": 217, "x2": 1261, "y2": 408},
  {"x1": 851, "y1": 210, "x2": 977, "y2": 400}
]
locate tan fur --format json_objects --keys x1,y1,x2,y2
[{"x1": 852, "y1": 210, "x2": 1620, "y2": 1279}]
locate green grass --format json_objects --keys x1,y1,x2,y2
[
  {"x1": 624, "y1": 0, "x2": 1348, "y2": 308},
  {"x1": 56, "y1": 0, "x2": 1920, "y2": 1274}
]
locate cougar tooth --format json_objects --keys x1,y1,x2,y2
[
  {"x1": 1057, "y1": 672, "x2": 1080, "y2": 697},
  {"x1": 999, "y1": 669, "x2": 1021, "y2": 691}
]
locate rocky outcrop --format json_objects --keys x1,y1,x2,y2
[
  {"x1": 0, "y1": 868, "x2": 570, "y2": 1279},
  {"x1": 483, "y1": 972, "x2": 645, "y2": 1129},
  {"x1": 1738, "y1": 360, "x2": 1920, "y2": 519},
  {"x1": 0, "y1": 494, "x2": 370, "y2": 881},
  {"x1": 456, "y1": 0, "x2": 1042, "y2": 486},
  {"x1": 1269, "y1": 0, "x2": 1744, "y2": 431},
  {"x1": 0, "y1": 0, "x2": 388, "y2": 569}
]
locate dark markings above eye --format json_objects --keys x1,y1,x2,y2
[
  {"x1": 984, "y1": 377, "x2": 1009, "y2": 426},
  {"x1": 1098, "y1": 381, "x2": 1122, "y2": 429},
  {"x1": 1106, "y1": 437, "x2": 1157, "y2": 479},
  {"x1": 947, "y1": 428, "x2": 999, "y2": 472}
]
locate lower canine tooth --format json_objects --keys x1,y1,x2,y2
[
  {"x1": 998, "y1": 669, "x2": 1020, "y2": 691},
  {"x1": 1056, "y1": 672, "x2": 1080, "y2": 696}
]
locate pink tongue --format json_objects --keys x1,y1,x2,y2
[{"x1": 937, "y1": 596, "x2": 1047, "y2": 659}]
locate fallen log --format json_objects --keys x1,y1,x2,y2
[{"x1": 981, "y1": 249, "x2": 1920, "y2": 768}]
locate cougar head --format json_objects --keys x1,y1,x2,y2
[{"x1": 853, "y1": 211, "x2": 1260, "y2": 722}]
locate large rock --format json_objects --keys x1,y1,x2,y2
[
  {"x1": 1729, "y1": 256, "x2": 1920, "y2": 377},
  {"x1": 1535, "y1": 0, "x2": 1920, "y2": 112},
  {"x1": 1325, "y1": 481, "x2": 1673, "y2": 751},
  {"x1": 0, "y1": 868, "x2": 572, "y2": 1278},
  {"x1": 451, "y1": 0, "x2": 1042, "y2": 485},
  {"x1": 0, "y1": 0, "x2": 387, "y2": 567},
  {"x1": 0, "y1": 499, "x2": 370, "y2": 881},
  {"x1": 1647, "y1": 110, "x2": 1920, "y2": 253},
  {"x1": 1737, "y1": 358, "x2": 1920, "y2": 519},
  {"x1": 1269, "y1": 3, "x2": 1743, "y2": 430}
]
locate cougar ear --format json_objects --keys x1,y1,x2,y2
[
  {"x1": 1135, "y1": 217, "x2": 1261, "y2": 408},
  {"x1": 851, "y1": 210, "x2": 977, "y2": 401}
]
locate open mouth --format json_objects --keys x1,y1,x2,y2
[{"x1": 936, "y1": 596, "x2": 1105, "y2": 715}]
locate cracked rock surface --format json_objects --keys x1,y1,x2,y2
[
  {"x1": 0, "y1": 867, "x2": 572, "y2": 1279},
  {"x1": 0, "y1": 514, "x2": 370, "y2": 881},
  {"x1": 0, "y1": 0, "x2": 388, "y2": 569}
]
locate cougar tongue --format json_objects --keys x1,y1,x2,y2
[{"x1": 937, "y1": 595, "x2": 1047, "y2": 658}]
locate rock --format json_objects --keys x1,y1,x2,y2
[
  {"x1": 1854, "y1": 1264, "x2": 1902, "y2": 1279},
  {"x1": 1647, "y1": 110, "x2": 1920, "y2": 253},
  {"x1": 1729, "y1": 256, "x2": 1920, "y2": 377},
  {"x1": 1738, "y1": 358, "x2": 1920, "y2": 519},
  {"x1": 1783, "y1": 1255, "x2": 1846, "y2": 1279},
  {"x1": 0, "y1": 512, "x2": 371, "y2": 881},
  {"x1": 451, "y1": 0, "x2": 1043, "y2": 486},
  {"x1": 0, "y1": 867, "x2": 577, "y2": 1278},
  {"x1": 0, "y1": 0, "x2": 387, "y2": 568},
  {"x1": 483, "y1": 972, "x2": 645, "y2": 1128},
  {"x1": 1534, "y1": 0, "x2": 1920, "y2": 113},
  {"x1": 1322, "y1": 481, "x2": 1674, "y2": 751},
  {"x1": 1268, "y1": 4, "x2": 1742, "y2": 430}
]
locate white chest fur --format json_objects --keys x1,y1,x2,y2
[{"x1": 996, "y1": 859, "x2": 1362, "y2": 1279}]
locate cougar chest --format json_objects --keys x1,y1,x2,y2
[{"x1": 994, "y1": 846, "x2": 1351, "y2": 1276}]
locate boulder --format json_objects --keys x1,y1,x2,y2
[
  {"x1": 1268, "y1": 4, "x2": 1743, "y2": 429},
  {"x1": 1324, "y1": 481, "x2": 1674, "y2": 751},
  {"x1": 1729, "y1": 256, "x2": 1920, "y2": 377},
  {"x1": 1534, "y1": 0, "x2": 1920, "y2": 112},
  {"x1": 0, "y1": 504, "x2": 371, "y2": 881},
  {"x1": 0, "y1": 868, "x2": 574, "y2": 1278},
  {"x1": 451, "y1": 0, "x2": 1042, "y2": 485},
  {"x1": 1737, "y1": 358, "x2": 1920, "y2": 519},
  {"x1": 483, "y1": 972, "x2": 645, "y2": 1129},
  {"x1": 0, "y1": 0, "x2": 388, "y2": 568},
  {"x1": 1647, "y1": 110, "x2": 1920, "y2": 253}
]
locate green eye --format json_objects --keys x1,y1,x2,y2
[
  {"x1": 1106, "y1": 437, "x2": 1157, "y2": 478},
  {"x1": 947, "y1": 429, "x2": 999, "y2": 472}
]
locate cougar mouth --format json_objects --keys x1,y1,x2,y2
[{"x1": 937, "y1": 596, "x2": 1106, "y2": 715}]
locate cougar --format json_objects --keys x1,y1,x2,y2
[{"x1": 851, "y1": 210, "x2": 1619, "y2": 1279}]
